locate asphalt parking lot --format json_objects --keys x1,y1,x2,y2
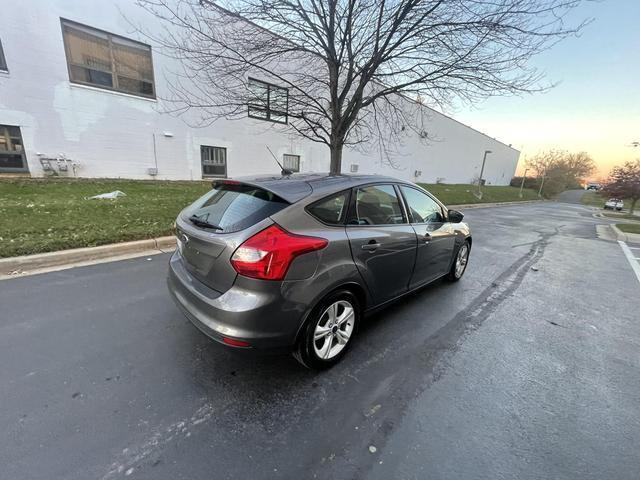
[{"x1": 2, "y1": 200, "x2": 639, "y2": 480}]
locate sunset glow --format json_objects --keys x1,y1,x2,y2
[{"x1": 453, "y1": 0, "x2": 640, "y2": 181}]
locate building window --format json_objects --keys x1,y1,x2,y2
[
  {"x1": 247, "y1": 78, "x2": 288, "y2": 124},
  {"x1": 61, "y1": 19, "x2": 155, "y2": 98},
  {"x1": 283, "y1": 154, "x2": 300, "y2": 172},
  {"x1": 201, "y1": 146, "x2": 227, "y2": 178},
  {"x1": 0, "y1": 38, "x2": 7, "y2": 71},
  {"x1": 0, "y1": 125, "x2": 28, "y2": 172}
]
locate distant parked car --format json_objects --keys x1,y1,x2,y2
[
  {"x1": 167, "y1": 173, "x2": 471, "y2": 369},
  {"x1": 586, "y1": 183, "x2": 601, "y2": 191},
  {"x1": 604, "y1": 198, "x2": 624, "y2": 211}
]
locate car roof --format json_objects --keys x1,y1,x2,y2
[{"x1": 231, "y1": 173, "x2": 410, "y2": 203}]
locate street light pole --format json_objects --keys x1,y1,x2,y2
[
  {"x1": 538, "y1": 169, "x2": 546, "y2": 198},
  {"x1": 477, "y1": 150, "x2": 492, "y2": 199},
  {"x1": 519, "y1": 168, "x2": 529, "y2": 198}
]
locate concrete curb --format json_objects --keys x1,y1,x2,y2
[
  {"x1": 449, "y1": 199, "x2": 545, "y2": 209},
  {"x1": 0, "y1": 236, "x2": 176, "y2": 276},
  {"x1": 611, "y1": 225, "x2": 640, "y2": 244}
]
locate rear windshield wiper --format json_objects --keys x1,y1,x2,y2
[{"x1": 188, "y1": 215, "x2": 223, "y2": 231}]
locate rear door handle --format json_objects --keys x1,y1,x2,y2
[
  {"x1": 361, "y1": 242, "x2": 381, "y2": 251},
  {"x1": 422, "y1": 233, "x2": 432, "y2": 243}
]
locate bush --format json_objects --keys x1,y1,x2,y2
[{"x1": 510, "y1": 176, "x2": 539, "y2": 189}]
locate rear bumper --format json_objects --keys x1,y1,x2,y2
[{"x1": 167, "y1": 251, "x2": 304, "y2": 350}]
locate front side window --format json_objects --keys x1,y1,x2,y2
[
  {"x1": 307, "y1": 190, "x2": 349, "y2": 225},
  {"x1": 248, "y1": 78, "x2": 288, "y2": 123},
  {"x1": 401, "y1": 186, "x2": 444, "y2": 223},
  {"x1": 0, "y1": 125, "x2": 28, "y2": 172},
  {"x1": 0, "y1": 38, "x2": 7, "y2": 71},
  {"x1": 283, "y1": 154, "x2": 300, "y2": 172},
  {"x1": 61, "y1": 19, "x2": 155, "y2": 98},
  {"x1": 183, "y1": 183, "x2": 289, "y2": 233},
  {"x1": 201, "y1": 146, "x2": 227, "y2": 178},
  {"x1": 348, "y1": 185, "x2": 405, "y2": 225}
]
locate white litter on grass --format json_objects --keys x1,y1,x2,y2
[{"x1": 88, "y1": 190, "x2": 126, "y2": 200}]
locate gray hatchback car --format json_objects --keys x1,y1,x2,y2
[{"x1": 167, "y1": 173, "x2": 471, "y2": 368}]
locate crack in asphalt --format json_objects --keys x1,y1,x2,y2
[{"x1": 302, "y1": 230, "x2": 558, "y2": 480}]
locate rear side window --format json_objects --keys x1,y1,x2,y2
[
  {"x1": 400, "y1": 186, "x2": 444, "y2": 223},
  {"x1": 307, "y1": 190, "x2": 349, "y2": 225},
  {"x1": 348, "y1": 185, "x2": 405, "y2": 225},
  {"x1": 183, "y1": 182, "x2": 289, "y2": 233}
]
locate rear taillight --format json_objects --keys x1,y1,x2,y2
[
  {"x1": 222, "y1": 337, "x2": 251, "y2": 348},
  {"x1": 230, "y1": 224, "x2": 328, "y2": 281}
]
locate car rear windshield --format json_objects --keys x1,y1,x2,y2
[{"x1": 182, "y1": 182, "x2": 289, "y2": 233}]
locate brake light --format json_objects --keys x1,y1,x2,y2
[
  {"x1": 230, "y1": 224, "x2": 328, "y2": 280},
  {"x1": 222, "y1": 337, "x2": 251, "y2": 348}
]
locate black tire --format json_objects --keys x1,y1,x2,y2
[
  {"x1": 446, "y1": 240, "x2": 470, "y2": 282},
  {"x1": 293, "y1": 289, "x2": 360, "y2": 369}
]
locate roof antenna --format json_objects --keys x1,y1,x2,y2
[{"x1": 266, "y1": 146, "x2": 293, "y2": 176}]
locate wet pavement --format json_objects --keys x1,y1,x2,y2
[{"x1": 1, "y1": 200, "x2": 639, "y2": 480}]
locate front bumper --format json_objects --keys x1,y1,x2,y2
[{"x1": 167, "y1": 252, "x2": 305, "y2": 350}]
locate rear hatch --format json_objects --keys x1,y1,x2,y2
[{"x1": 176, "y1": 181, "x2": 290, "y2": 293}]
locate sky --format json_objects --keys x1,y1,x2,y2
[{"x1": 449, "y1": 0, "x2": 640, "y2": 180}]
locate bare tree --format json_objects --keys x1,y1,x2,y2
[
  {"x1": 523, "y1": 149, "x2": 595, "y2": 196},
  {"x1": 525, "y1": 150, "x2": 566, "y2": 178},
  {"x1": 605, "y1": 160, "x2": 640, "y2": 214},
  {"x1": 134, "y1": 0, "x2": 589, "y2": 173}
]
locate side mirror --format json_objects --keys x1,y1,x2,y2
[{"x1": 448, "y1": 209, "x2": 464, "y2": 223}]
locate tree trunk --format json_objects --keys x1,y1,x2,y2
[
  {"x1": 630, "y1": 198, "x2": 638, "y2": 215},
  {"x1": 329, "y1": 144, "x2": 343, "y2": 174}
]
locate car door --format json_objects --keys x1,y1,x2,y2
[
  {"x1": 399, "y1": 185, "x2": 456, "y2": 288},
  {"x1": 345, "y1": 184, "x2": 417, "y2": 304}
]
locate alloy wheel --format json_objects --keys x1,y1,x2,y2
[
  {"x1": 313, "y1": 300, "x2": 355, "y2": 360},
  {"x1": 455, "y1": 244, "x2": 469, "y2": 278}
]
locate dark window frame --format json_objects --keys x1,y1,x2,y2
[
  {"x1": 0, "y1": 38, "x2": 8, "y2": 72},
  {"x1": 60, "y1": 18, "x2": 156, "y2": 99},
  {"x1": 200, "y1": 145, "x2": 227, "y2": 178},
  {"x1": 247, "y1": 77, "x2": 289, "y2": 124},
  {"x1": 346, "y1": 183, "x2": 409, "y2": 227},
  {"x1": 305, "y1": 188, "x2": 352, "y2": 227},
  {"x1": 283, "y1": 153, "x2": 300, "y2": 172},
  {"x1": 0, "y1": 124, "x2": 29, "y2": 173}
]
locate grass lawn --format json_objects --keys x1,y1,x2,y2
[
  {"x1": 1, "y1": 178, "x2": 541, "y2": 258},
  {"x1": 602, "y1": 212, "x2": 640, "y2": 221},
  {"x1": 582, "y1": 191, "x2": 637, "y2": 214},
  {"x1": 616, "y1": 223, "x2": 640, "y2": 234},
  {"x1": 420, "y1": 183, "x2": 540, "y2": 205},
  {"x1": 581, "y1": 190, "x2": 607, "y2": 208},
  {"x1": 0, "y1": 178, "x2": 210, "y2": 258}
]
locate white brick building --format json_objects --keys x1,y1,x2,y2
[{"x1": 0, "y1": 0, "x2": 520, "y2": 184}]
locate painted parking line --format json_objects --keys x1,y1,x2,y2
[{"x1": 618, "y1": 241, "x2": 640, "y2": 285}]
